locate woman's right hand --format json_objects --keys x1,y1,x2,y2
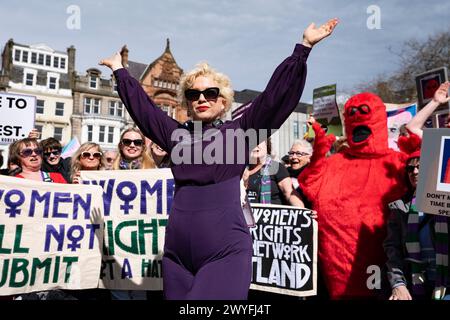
[
  {"x1": 99, "y1": 51, "x2": 123, "y2": 71},
  {"x1": 389, "y1": 285, "x2": 412, "y2": 300}
]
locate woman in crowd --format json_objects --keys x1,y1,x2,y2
[
  {"x1": 100, "y1": 18, "x2": 338, "y2": 299},
  {"x1": 384, "y1": 149, "x2": 450, "y2": 300},
  {"x1": 11, "y1": 138, "x2": 66, "y2": 183},
  {"x1": 110, "y1": 127, "x2": 156, "y2": 300},
  {"x1": 149, "y1": 141, "x2": 170, "y2": 168},
  {"x1": 113, "y1": 128, "x2": 156, "y2": 171},
  {"x1": 70, "y1": 142, "x2": 106, "y2": 184}
]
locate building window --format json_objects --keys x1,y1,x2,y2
[
  {"x1": 109, "y1": 101, "x2": 115, "y2": 116},
  {"x1": 293, "y1": 120, "x2": 300, "y2": 139},
  {"x1": 38, "y1": 54, "x2": 44, "y2": 65},
  {"x1": 53, "y1": 56, "x2": 59, "y2": 68},
  {"x1": 31, "y1": 52, "x2": 37, "y2": 64},
  {"x1": 60, "y1": 58, "x2": 66, "y2": 69},
  {"x1": 36, "y1": 100, "x2": 44, "y2": 114},
  {"x1": 87, "y1": 125, "x2": 93, "y2": 141},
  {"x1": 22, "y1": 51, "x2": 28, "y2": 63},
  {"x1": 45, "y1": 55, "x2": 51, "y2": 66},
  {"x1": 99, "y1": 125, "x2": 105, "y2": 143},
  {"x1": 14, "y1": 49, "x2": 21, "y2": 61},
  {"x1": 109, "y1": 101, "x2": 123, "y2": 117},
  {"x1": 108, "y1": 126, "x2": 114, "y2": 143},
  {"x1": 54, "y1": 127, "x2": 63, "y2": 141},
  {"x1": 25, "y1": 73, "x2": 34, "y2": 86},
  {"x1": 84, "y1": 98, "x2": 100, "y2": 114},
  {"x1": 55, "y1": 102, "x2": 64, "y2": 116},
  {"x1": 113, "y1": 80, "x2": 118, "y2": 93},
  {"x1": 48, "y1": 77, "x2": 57, "y2": 89},
  {"x1": 35, "y1": 125, "x2": 43, "y2": 136},
  {"x1": 89, "y1": 75, "x2": 97, "y2": 89}
]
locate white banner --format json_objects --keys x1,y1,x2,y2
[
  {"x1": 0, "y1": 92, "x2": 36, "y2": 145},
  {"x1": 80, "y1": 169, "x2": 174, "y2": 290},
  {"x1": 0, "y1": 175, "x2": 104, "y2": 296}
]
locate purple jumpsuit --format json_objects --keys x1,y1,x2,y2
[{"x1": 113, "y1": 44, "x2": 310, "y2": 300}]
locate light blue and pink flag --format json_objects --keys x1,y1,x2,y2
[{"x1": 61, "y1": 137, "x2": 80, "y2": 159}]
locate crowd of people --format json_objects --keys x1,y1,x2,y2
[{"x1": 1, "y1": 16, "x2": 450, "y2": 301}]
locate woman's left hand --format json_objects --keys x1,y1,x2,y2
[{"x1": 302, "y1": 18, "x2": 339, "y2": 48}]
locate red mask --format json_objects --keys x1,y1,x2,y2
[{"x1": 344, "y1": 93, "x2": 388, "y2": 156}]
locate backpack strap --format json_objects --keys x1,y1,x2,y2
[{"x1": 41, "y1": 171, "x2": 53, "y2": 183}]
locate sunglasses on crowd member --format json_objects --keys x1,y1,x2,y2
[
  {"x1": 106, "y1": 157, "x2": 115, "y2": 163},
  {"x1": 81, "y1": 151, "x2": 103, "y2": 159},
  {"x1": 288, "y1": 151, "x2": 310, "y2": 157},
  {"x1": 121, "y1": 138, "x2": 144, "y2": 147},
  {"x1": 184, "y1": 87, "x2": 220, "y2": 101},
  {"x1": 406, "y1": 164, "x2": 420, "y2": 173},
  {"x1": 43, "y1": 149, "x2": 61, "y2": 157},
  {"x1": 20, "y1": 148, "x2": 43, "y2": 158}
]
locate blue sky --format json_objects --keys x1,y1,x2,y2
[{"x1": 1, "y1": 0, "x2": 449, "y2": 102}]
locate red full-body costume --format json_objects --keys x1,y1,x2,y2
[{"x1": 299, "y1": 93, "x2": 410, "y2": 299}]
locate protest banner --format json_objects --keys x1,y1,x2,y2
[
  {"x1": 0, "y1": 92, "x2": 36, "y2": 145},
  {"x1": 385, "y1": 103, "x2": 417, "y2": 151},
  {"x1": 249, "y1": 204, "x2": 317, "y2": 297},
  {"x1": 80, "y1": 168, "x2": 174, "y2": 290},
  {"x1": 312, "y1": 84, "x2": 342, "y2": 136},
  {"x1": 416, "y1": 129, "x2": 450, "y2": 216},
  {"x1": 0, "y1": 175, "x2": 104, "y2": 296}
]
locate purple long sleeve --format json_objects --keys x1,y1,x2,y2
[
  {"x1": 238, "y1": 44, "x2": 310, "y2": 131},
  {"x1": 113, "y1": 44, "x2": 310, "y2": 186},
  {"x1": 113, "y1": 68, "x2": 180, "y2": 152}
]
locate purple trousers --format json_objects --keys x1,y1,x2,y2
[{"x1": 162, "y1": 177, "x2": 252, "y2": 300}]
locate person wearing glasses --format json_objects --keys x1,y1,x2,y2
[
  {"x1": 384, "y1": 150, "x2": 450, "y2": 300},
  {"x1": 103, "y1": 150, "x2": 118, "y2": 170},
  {"x1": 10, "y1": 138, "x2": 67, "y2": 183},
  {"x1": 39, "y1": 137, "x2": 72, "y2": 183},
  {"x1": 113, "y1": 128, "x2": 156, "y2": 171},
  {"x1": 70, "y1": 142, "x2": 106, "y2": 184},
  {"x1": 100, "y1": 18, "x2": 338, "y2": 299},
  {"x1": 110, "y1": 127, "x2": 156, "y2": 300},
  {"x1": 287, "y1": 140, "x2": 312, "y2": 188}
]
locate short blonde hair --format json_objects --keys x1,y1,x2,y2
[{"x1": 178, "y1": 62, "x2": 234, "y2": 117}]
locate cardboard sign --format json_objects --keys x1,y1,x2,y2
[
  {"x1": 249, "y1": 204, "x2": 317, "y2": 297},
  {"x1": 0, "y1": 93, "x2": 36, "y2": 145}
]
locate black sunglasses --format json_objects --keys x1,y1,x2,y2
[
  {"x1": 184, "y1": 87, "x2": 220, "y2": 101},
  {"x1": 106, "y1": 157, "x2": 114, "y2": 162},
  {"x1": 81, "y1": 151, "x2": 102, "y2": 159},
  {"x1": 20, "y1": 148, "x2": 43, "y2": 158},
  {"x1": 43, "y1": 149, "x2": 61, "y2": 157},
  {"x1": 406, "y1": 164, "x2": 419, "y2": 173},
  {"x1": 121, "y1": 138, "x2": 144, "y2": 147}
]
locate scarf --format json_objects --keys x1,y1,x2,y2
[
  {"x1": 119, "y1": 159, "x2": 142, "y2": 170},
  {"x1": 405, "y1": 197, "x2": 449, "y2": 299},
  {"x1": 259, "y1": 156, "x2": 272, "y2": 204}
]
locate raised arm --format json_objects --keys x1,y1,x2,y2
[
  {"x1": 298, "y1": 116, "x2": 335, "y2": 202},
  {"x1": 99, "y1": 51, "x2": 179, "y2": 152},
  {"x1": 238, "y1": 18, "x2": 339, "y2": 132},
  {"x1": 406, "y1": 81, "x2": 450, "y2": 138}
]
